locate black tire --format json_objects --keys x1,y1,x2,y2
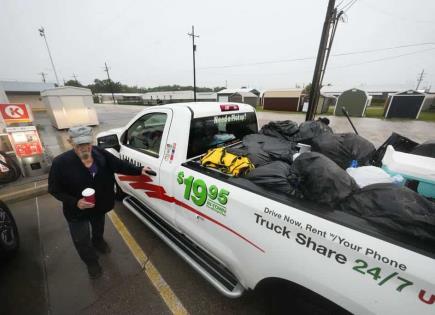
[
  {"x1": 0, "y1": 201, "x2": 19, "y2": 258},
  {"x1": 114, "y1": 182, "x2": 127, "y2": 201}
]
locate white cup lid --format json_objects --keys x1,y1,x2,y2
[{"x1": 82, "y1": 188, "x2": 95, "y2": 197}]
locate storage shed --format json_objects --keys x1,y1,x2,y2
[
  {"x1": 384, "y1": 90, "x2": 426, "y2": 119},
  {"x1": 41, "y1": 87, "x2": 99, "y2": 129},
  {"x1": 316, "y1": 94, "x2": 337, "y2": 114},
  {"x1": 261, "y1": 89, "x2": 305, "y2": 111},
  {"x1": 421, "y1": 93, "x2": 435, "y2": 111},
  {"x1": 226, "y1": 92, "x2": 258, "y2": 107},
  {"x1": 0, "y1": 81, "x2": 55, "y2": 111},
  {"x1": 334, "y1": 88, "x2": 370, "y2": 117}
]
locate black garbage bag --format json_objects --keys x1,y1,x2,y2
[
  {"x1": 242, "y1": 134, "x2": 296, "y2": 164},
  {"x1": 246, "y1": 161, "x2": 293, "y2": 194},
  {"x1": 372, "y1": 133, "x2": 419, "y2": 167},
  {"x1": 340, "y1": 183, "x2": 435, "y2": 243},
  {"x1": 227, "y1": 145, "x2": 271, "y2": 167},
  {"x1": 260, "y1": 120, "x2": 299, "y2": 140},
  {"x1": 291, "y1": 152, "x2": 358, "y2": 207},
  {"x1": 311, "y1": 133, "x2": 376, "y2": 169},
  {"x1": 259, "y1": 119, "x2": 332, "y2": 145},
  {"x1": 410, "y1": 140, "x2": 435, "y2": 158},
  {"x1": 290, "y1": 120, "x2": 333, "y2": 145}
]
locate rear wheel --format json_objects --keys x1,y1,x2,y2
[{"x1": 0, "y1": 201, "x2": 19, "y2": 257}]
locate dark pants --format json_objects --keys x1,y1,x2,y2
[{"x1": 67, "y1": 214, "x2": 105, "y2": 265}]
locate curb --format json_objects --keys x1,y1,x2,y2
[{"x1": 0, "y1": 181, "x2": 49, "y2": 203}]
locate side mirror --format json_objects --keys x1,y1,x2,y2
[{"x1": 97, "y1": 134, "x2": 120, "y2": 151}]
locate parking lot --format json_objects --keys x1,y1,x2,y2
[{"x1": 1, "y1": 103, "x2": 434, "y2": 315}]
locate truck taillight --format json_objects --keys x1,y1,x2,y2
[{"x1": 220, "y1": 104, "x2": 239, "y2": 111}]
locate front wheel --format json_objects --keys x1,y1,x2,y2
[{"x1": 0, "y1": 201, "x2": 19, "y2": 258}]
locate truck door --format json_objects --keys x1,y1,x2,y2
[{"x1": 117, "y1": 108, "x2": 174, "y2": 224}]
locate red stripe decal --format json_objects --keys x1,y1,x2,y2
[{"x1": 118, "y1": 175, "x2": 265, "y2": 253}]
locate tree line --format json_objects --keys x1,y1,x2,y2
[{"x1": 64, "y1": 79, "x2": 226, "y2": 94}]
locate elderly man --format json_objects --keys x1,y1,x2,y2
[{"x1": 49, "y1": 125, "x2": 147, "y2": 279}]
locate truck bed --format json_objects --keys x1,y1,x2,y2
[{"x1": 183, "y1": 159, "x2": 435, "y2": 259}]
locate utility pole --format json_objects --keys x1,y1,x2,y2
[
  {"x1": 416, "y1": 69, "x2": 425, "y2": 90},
  {"x1": 38, "y1": 27, "x2": 60, "y2": 86},
  {"x1": 39, "y1": 72, "x2": 47, "y2": 83},
  {"x1": 72, "y1": 73, "x2": 78, "y2": 82},
  {"x1": 104, "y1": 62, "x2": 116, "y2": 103},
  {"x1": 188, "y1": 25, "x2": 199, "y2": 102},
  {"x1": 305, "y1": 0, "x2": 339, "y2": 121}
]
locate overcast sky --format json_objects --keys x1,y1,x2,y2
[{"x1": 1, "y1": 0, "x2": 434, "y2": 91}]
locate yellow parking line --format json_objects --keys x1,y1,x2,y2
[{"x1": 108, "y1": 211, "x2": 189, "y2": 315}]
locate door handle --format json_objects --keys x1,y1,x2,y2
[{"x1": 145, "y1": 169, "x2": 157, "y2": 176}]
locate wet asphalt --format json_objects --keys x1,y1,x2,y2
[
  {"x1": 1, "y1": 194, "x2": 347, "y2": 315},
  {"x1": 1, "y1": 103, "x2": 433, "y2": 315}
]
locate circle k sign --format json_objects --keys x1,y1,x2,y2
[{"x1": 0, "y1": 103, "x2": 32, "y2": 124}]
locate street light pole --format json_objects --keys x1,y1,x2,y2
[
  {"x1": 188, "y1": 26, "x2": 199, "y2": 102},
  {"x1": 38, "y1": 27, "x2": 60, "y2": 86}
]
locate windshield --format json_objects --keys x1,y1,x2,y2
[{"x1": 187, "y1": 112, "x2": 258, "y2": 158}]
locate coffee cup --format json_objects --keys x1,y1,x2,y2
[{"x1": 82, "y1": 188, "x2": 95, "y2": 204}]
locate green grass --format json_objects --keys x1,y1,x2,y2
[
  {"x1": 418, "y1": 111, "x2": 435, "y2": 121},
  {"x1": 365, "y1": 106, "x2": 384, "y2": 118},
  {"x1": 257, "y1": 105, "x2": 435, "y2": 122},
  {"x1": 365, "y1": 106, "x2": 435, "y2": 122}
]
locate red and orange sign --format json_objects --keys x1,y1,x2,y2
[{"x1": 0, "y1": 103, "x2": 32, "y2": 124}]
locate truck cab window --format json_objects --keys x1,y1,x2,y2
[
  {"x1": 125, "y1": 113, "x2": 167, "y2": 157},
  {"x1": 187, "y1": 112, "x2": 258, "y2": 158}
]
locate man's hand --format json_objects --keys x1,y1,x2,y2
[{"x1": 77, "y1": 198, "x2": 95, "y2": 209}]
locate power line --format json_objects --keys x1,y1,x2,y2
[
  {"x1": 331, "y1": 47, "x2": 435, "y2": 69},
  {"x1": 364, "y1": 2, "x2": 433, "y2": 24},
  {"x1": 199, "y1": 42, "x2": 435, "y2": 70},
  {"x1": 343, "y1": 0, "x2": 358, "y2": 13},
  {"x1": 333, "y1": 42, "x2": 435, "y2": 56},
  {"x1": 335, "y1": 0, "x2": 346, "y2": 10},
  {"x1": 340, "y1": 0, "x2": 357, "y2": 12}
]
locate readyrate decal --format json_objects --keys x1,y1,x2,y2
[{"x1": 254, "y1": 207, "x2": 434, "y2": 306}]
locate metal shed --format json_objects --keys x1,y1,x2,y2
[
  {"x1": 421, "y1": 93, "x2": 435, "y2": 111},
  {"x1": 384, "y1": 90, "x2": 426, "y2": 119},
  {"x1": 217, "y1": 88, "x2": 259, "y2": 101},
  {"x1": 316, "y1": 94, "x2": 336, "y2": 114},
  {"x1": 334, "y1": 88, "x2": 370, "y2": 117},
  {"x1": 226, "y1": 92, "x2": 258, "y2": 107},
  {"x1": 41, "y1": 87, "x2": 99, "y2": 129},
  {"x1": 142, "y1": 91, "x2": 216, "y2": 105},
  {"x1": 261, "y1": 89, "x2": 305, "y2": 111},
  {"x1": 0, "y1": 81, "x2": 55, "y2": 111}
]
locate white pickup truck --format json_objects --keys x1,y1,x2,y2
[{"x1": 96, "y1": 102, "x2": 435, "y2": 314}]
